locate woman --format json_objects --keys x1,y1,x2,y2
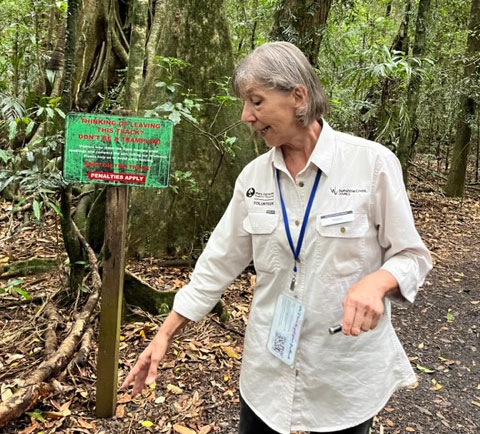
[{"x1": 121, "y1": 42, "x2": 432, "y2": 434}]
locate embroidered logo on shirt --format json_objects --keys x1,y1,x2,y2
[
  {"x1": 330, "y1": 187, "x2": 368, "y2": 196},
  {"x1": 251, "y1": 191, "x2": 274, "y2": 207},
  {"x1": 246, "y1": 187, "x2": 255, "y2": 197}
]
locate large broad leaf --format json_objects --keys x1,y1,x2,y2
[
  {"x1": 0, "y1": 149, "x2": 10, "y2": 163},
  {"x1": 33, "y1": 199, "x2": 41, "y2": 220},
  {"x1": 7, "y1": 119, "x2": 17, "y2": 140},
  {"x1": 13, "y1": 287, "x2": 31, "y2": 300}
]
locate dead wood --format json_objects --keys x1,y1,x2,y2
[
  {"x1": 73, "y1": 326, "x2": 94, "y2": 367},
  {"x1": 0, "y1": 221, "x2": 101, "y2": 428},
  {"x1": 0, "y1": 383, "x2": 53, "y2": 426},
  {"x1": 0, "y1": 292, "x2": 48, "y2": 309},
  {"x1": 43, "y1": 302, "x2": 62, "y2": 358},
  {"x1": 156, "y1": 258, "x2": 196, "y2": 267}
]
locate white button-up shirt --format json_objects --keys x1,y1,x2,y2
[{"x1": 173, "y1": 120, "x2": 432, "y2": 433}]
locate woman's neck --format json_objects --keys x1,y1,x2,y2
[{"x1": 281, "y1": 120, "x2": 322, "y2": 180}]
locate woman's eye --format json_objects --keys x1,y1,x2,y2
[{"x1": 252, "y1": 100, "x2": 261, "y2": 106}]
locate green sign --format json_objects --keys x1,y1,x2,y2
[{"x1": 64, "y1": 113, "x2": 173, "y2": 188}]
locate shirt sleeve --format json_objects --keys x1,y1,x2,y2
[
  {"x1": 172, "y1": 172, "x2": 253, "y2": 321},
  {"x1": 373, "y1": 152, "x2": 432, "y2": 304}
]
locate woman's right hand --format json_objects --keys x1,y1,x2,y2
[
  {"x1": 120, "y1": 333, "x2": 170, "y2": 396},
  {"x1": 120, "y1": 310, "x2": 190, "y2": 397}
]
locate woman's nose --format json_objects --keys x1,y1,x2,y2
[{"x1": 241, "y1": 102, "x2": 255, "y2": 123}]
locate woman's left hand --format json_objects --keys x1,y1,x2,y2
[{"x1": 341, "y1": 269, "x2": 399, "y2": 336}]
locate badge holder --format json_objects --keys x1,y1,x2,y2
[
  {"x1": 267, "y1": 292, "x2": 305, "y2": 366},
  {"x1": 267, "y1": 169, "x2": 321, "y2": 366}
]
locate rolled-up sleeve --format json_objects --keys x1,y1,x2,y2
[
  {"x1": 373, "y1": 153, "x2": 432, "y2": 303},
  {"x1": 172, "y1": 173, "x2": 253, "y2": 321}
]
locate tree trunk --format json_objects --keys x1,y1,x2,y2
[
  {"x1": 130, "y1": 0, "x2": 255, "y2": 256},
  {"x1": 124, "y1": 0, "x2": 148, "y2": 111},
  {"x1": 71, "y1": 0, "x2": 127, "y2": 111},
  {"x1": 59, "y1": 0, "x2": 80, "y2": 114},
  {"x1": 141, "y1": 0, "x2": 167, "y2": 99},
  {"x1": 445, "y1": 0, "x2": 480, "y2": 197},
  {"x1": 397, "y1": 0, "x2": 432, "y2": 185},
  {"x1": 390, "y1": 0, "x2": 412, "y2": 54},
  {"x1": 58, "y1": 0, "x2": 86, "y2": 302},
  {"x1": 270, "y1": 0, "x2": 333, "y2": 67}
]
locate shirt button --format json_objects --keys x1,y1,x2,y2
[
  {"x1": 295, "y1": 220, "x2": 300, "y2": 226},
  {"x1": 299, "y1": 182, "x2": 304, "y2": 187},
  {"x1": 340, "y1": 227, "x2": 346, "y2": 233}
]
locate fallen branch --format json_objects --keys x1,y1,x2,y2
[
  {"x1": 73, "y1": 325, "x2": 94, "y2": 367},
  {"x1": 0, "y1": 383, "x2": 53, "y2": 426},
  {"x1": 0, "y1": 221, "x2": 101, "y2": 427},
  {"x1": 43, "y1": 302, "x2": 62, "y2": 358},
  {"x1": 410, "y1": 162, "x2": 480, "y2": 192}
]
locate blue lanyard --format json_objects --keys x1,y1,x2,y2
[{"x1": 276, "y1": 168, "x2": 322, "y2": 276}]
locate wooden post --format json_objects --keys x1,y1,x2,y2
[{"x1": 96, "y1": 185, "x2": 128, "y2": 417}]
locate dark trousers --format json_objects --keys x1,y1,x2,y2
[{"x1": 239, "y1": 395, "x2": 373, "y2": 434}]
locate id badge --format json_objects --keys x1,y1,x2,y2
[
  {"x1": 320, "y1": 210, "x2": 354, "y2": 226},
  {"x1": 267, "y1": 293, "x2": 305, "y2": 366}
]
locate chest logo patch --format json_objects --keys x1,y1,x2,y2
[
  {"x1": 246, "y1": 187, "x2": 255, "y2": 198},
  {"x1": 330, "y1": 187, "x2": 368, "y2": 196}
]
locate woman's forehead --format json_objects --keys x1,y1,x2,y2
[{"x1": 239, "y1": 81, "x2": 276, "y2": 98}]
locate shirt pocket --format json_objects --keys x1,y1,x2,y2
[
  {"x1": 315, "y1": 212, "x2": 369, "y2": 280},
  {"x1": 243, "y1": 213, "x2": 279, "y2": 273}
]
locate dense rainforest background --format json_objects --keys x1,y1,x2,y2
[{"x1": 0, "y1": 0, "x2": 479, "y2": 433}]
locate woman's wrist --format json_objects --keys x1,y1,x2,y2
[
  {"x1": 374, "y1": 269, "x2": 400, "y2": 299},
  {"x1": 155, "y1": 310, "x2": 190, "y2": 342}
]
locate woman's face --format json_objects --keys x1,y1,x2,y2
[{"x1": 240, "y1": 84, "x2": 304, "y2": 147}]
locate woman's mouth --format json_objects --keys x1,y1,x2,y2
[{"x1": 260, "y1": 126, "x2": 270, "y2": 135}]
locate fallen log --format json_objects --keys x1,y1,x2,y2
[
  {"x1": 0, "y1": 283, "x2": 99, "y2": 426},
  {"x1": 73, "y1": 326, "x2": 94, "y2": 367},
  {"x1": 124, "y1": 271, "x2": 228, "y2": 322}
]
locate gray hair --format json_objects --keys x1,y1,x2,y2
[{"x1": 232, "y1": 41, "x2": 328, "y2": 125}]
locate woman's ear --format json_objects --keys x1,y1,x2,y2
[{"x1": 292, "y1": 85, "x2": 308, "y2": 108}]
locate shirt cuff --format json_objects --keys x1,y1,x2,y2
[
  {"x1": 380, "y1": 261, "x2": 417, "y2": 304},
  {"x1": 172, "y1": 284, "x2": 217, "y2": 322}
]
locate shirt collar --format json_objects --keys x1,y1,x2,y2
[{"x1": 271, "y1": 119, "x2": 336, "y2": 177}]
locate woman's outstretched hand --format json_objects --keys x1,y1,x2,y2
[
  {"x1": 120, "y1": 310, "x2": 190, "y2": 396},
  {"x1": 120, "y1": 333, "x2": 170, "y2": 396}
]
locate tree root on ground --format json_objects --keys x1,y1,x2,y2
[
  {"x1": 43, "y1": 302, "x2": 62, "y2": 358},
  {"x1": 0, "y1": 257, "x2": 58, "y2": 278},
  {"x1": 0, "y1": 221, "x2": 100, "y2": 428}
]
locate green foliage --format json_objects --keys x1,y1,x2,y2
[
  {"x1": 0, "y1": 92, "x2": 65, "y2": 143},
  {"x1": 145, "y1": 56, "x2": 202, "y2": 125},
  {"x1": 227, "y1": 0, "x2": 276, "y2": 58},
  {"x1": 0, "y1": 279, "x2": 30, "y2": 300},
  {"x1": 25, "y1": 408, "x2": 46, "y2": 422},
  {"x1": 0, "y1": 0, "x2": 51, "y2": 95},
  {"x1": 170, "y1": 170, "x2": 201, "y2": 196}
]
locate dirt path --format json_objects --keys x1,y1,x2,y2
[{"x1": 382, "y1": 194, "x2": 480, "y2": 434}]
